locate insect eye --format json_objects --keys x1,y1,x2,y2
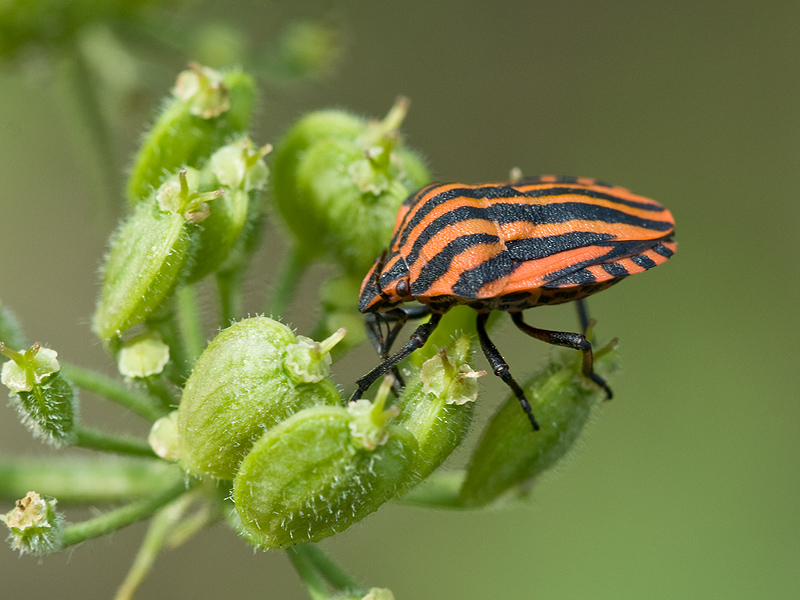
[{"x1": 396, "y1": 279, "x2": 410, "y2": 297}]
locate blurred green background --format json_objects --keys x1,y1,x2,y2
[{"x1": 1, "y1": 0, "x2": 798, "y2": 598}]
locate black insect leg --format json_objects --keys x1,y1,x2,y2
[
  {"x1": 576, "y1": 298, "x2": 590, "y2": 335},
  {"x1": 351, "y1": 313, "x2": 443, "y2": 402},
  {"x1": 475, "y1": 312, "x2": 540, "y2": 431},
  {"x1": 364, "y1": 305, "x2": 433, "y2": 394},
  {"x1": 510, "y1": 311, "x2": 613, "y2": 399}
]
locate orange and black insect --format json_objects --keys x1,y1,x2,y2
[{"x1": 351, "y1": 175, "x2": 676, "y2": 430}]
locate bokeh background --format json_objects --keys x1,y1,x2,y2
[{"x1": 1, "y1": 0, "x2": 798, "y2": 598}]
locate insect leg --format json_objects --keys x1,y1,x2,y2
[
  {"x1": 576, "y1": 299, "x2": 590, "y2": 335},
  {"x1": 475, "y1": 312, "x2": 540, "y2": 431},
  {"x1": 351, "y1": 313, "x2": 444, "y2": 402},
  {"x1": 510, "y1": 311, "x2": 613, "y2": 399}
]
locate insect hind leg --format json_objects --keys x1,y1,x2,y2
[
  {"x1": 475, "y1": 312, "x2": 540, "y2": 431},
  {"x1": 510, "y1": 311, "x2": 613, "y2": 399}
]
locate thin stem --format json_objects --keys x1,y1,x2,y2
[
  {"x1": 58, "y1": 40, "x2": 120, "y2": 220},
  {"x1": 147, "y1": 303, "x2": 190, "y2": 385},
  {"x1": 217, "y1": 269, "x2": 243, "y2": 328},
  {"x1": 299, "y1": 544, "x2": 362, "y2": 593},
  {"x1": 61, "y1": 480, "x2": 189, "y2": 548},
  {"x1": 287, "y1": 546, "x2": 330, "y2": 600},
  {"x1": 176, "y1": 285, "x2": 205, "y2": 362},
  {"x1": 73, "y1": 426, "x2": 157, "y2": 458},
  {"x1": 114, "y1": 494, "x2": 194, "y2": 600},
  {"x1": 143, "y1": 376, "x2": 178, "y2": 412},
  {"x1": 0, "y1": 456, "x2": 182, "y2": 502},
  {"x1": 62, "y1": 363, "x2": 164, "y2": 422},
  {"x1": 267, "y1": 245, "x2": 310, "y2": 320},
  {"x1": 395, "y1": 471, "x2": 466, "y2": 509}
]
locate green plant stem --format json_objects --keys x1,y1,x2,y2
[
  {"x1": 73, "y1": 426, "x2": 157, "y2": 458},
  {"x1": 299, "y1": 544, "x2": 362, "y2": 592},
  {"x1": 144, "y1": 376, "x2": 178, "y2": 412},
  {"x1": 114, "y1": 494, "x2": 194, "y2": 600},
  {"x1": 176, "y1": 285, "x2": 205, "y2": 362},
  {"x1": 61, "y1": 480, "x2": 189, "y2": 548},
  {"x1": 148, "y1": 303, "x2": 190, "y2": 385},
  {"x1": 396, "y1": 471, "x2": 466, "y2": 509},
  {"x1": 0, "y1": 456, "x2": 182, "y2": 502},
  {"x1": 268, "y1": 245, "x2": 310, "y2": 319},
  {"x1": 62, "y1": 363, "x2": 164, "y2": 422},
  {"x1": 217, "y1": 269, "x2": 243, "y2": 328},
  {"x1": 58, "y1": 40, "x2": 119, "y2": 220},
  {"x1": 287, "y1": 546, "x2": 330, "y2": 600}
]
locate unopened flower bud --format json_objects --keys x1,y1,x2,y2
[
  {"x1": 232, "y1": 381, "x2": 418, "y2": 548},
  {"x1": 1, "y1": 343, "x2": 76, "y2": 446},
  {"x1": 272, "y1": 99, "x2": 430, "y2": 276},
  {"x1": 2, "y1": 492, "x2": 64, "y2": 556},
  {"x1": 149, "y1": 410, "x2": 180, "y2": 461},
  {"x1": 117, "y1": 334, "x2": 170, "y2": 379},
  {"x1": 127, "y1": 64, "x2": 255, "y2": 205},
  {"x1": 177, "y1": 317, "x2": 342, "y2": 479},
  {"x1": 458, "y1": 343, "x2": 618, "y2": 508},
  {"x1": 395, "y1": 333, "x2": 481, "y2": 486}
]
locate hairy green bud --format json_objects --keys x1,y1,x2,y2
[
  {"x1": 459, "y1": 344, "x2": 618, "y2": 508},
  {"x1": 177, "y1": 317, "x2": 342, "y2": 479},
  {"x1": 1, "y1": 343, "x2": 77, "y2": 447},
  {"x1": 185, "y1": 138, "x2": 271, "y2": 283},
  {"x1": 272, "y1": 98, "x2": 430, "y2": 276},
  {"x1": 233, "y1": 381, "x2": 418, "y2": 548},
  {"x1": 93, "y1": 170, "x2": 224, "y2": 341},
  {"x1": 127, "y1": 64, "x2": 255, "y2": 206},
  {"x1": 396, "y1": 333, "x2": 482, "y2": 486},
  {"x1": 2, "y1": 492, "x2": 64, "y2": 556}
]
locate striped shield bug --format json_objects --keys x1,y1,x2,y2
[{"x1": 351, "y1": 175, "x2": 676, "y2": 430}]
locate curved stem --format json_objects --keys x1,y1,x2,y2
[
  {"x1": 61, "y1": 480, "x2": 189, "y2": 548},
  {"x1": 176, "y1": 285, "x2": 204, "y2": 363},
  {"x1": 73, "y1": 426, "x2": 157, "y2": 458},
  {"x1": 287, "y1": 546, "x2": 330, "y2": 600},
  {"x1": 267, "y1": 245, "x2": 310, "y2": 320},
  {"x1": 217, "y1": 269, "x2": 243, "y2": 328},
  {"x1": 0, "y1": 456, "x2": 182, "y2": 502},
  {"x1": 114, "y1": 494, "x2": 195, "y2": 600},
  {"x1": 62, "y1": 363, "x2": 164, "y2": 422},
  {"x1": 299, "y1": 544, "x2": 362, "y2": 593}
]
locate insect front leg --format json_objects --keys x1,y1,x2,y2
[
  {"x1": 475, "y1": 312, "x2": 540, "y2": 431},
  {"x1": 510, "y1": 311, "x2": 613, "y2": 399},
  {"x1": 351, "y1": 313, "x2": 443, "y2": 402}
]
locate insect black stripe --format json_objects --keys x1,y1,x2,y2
[
  {"x1": 504, "y1": 231, "x2": 616, "y2": 262},
  {"x1": 543, "y1": 239, "x2": 660, "y2": 284},
  {"x1": 631, "y1": 254, "x2": 658, "y2": 270},
  {"x1": 450, "y1": 251, "x2": 515, "y2": 298},
  {"x1": 602, "y1": 262, "x2": 629, "y2": 277},
  {"x1": 411, "y1": 233, "x2": 501, "y2": 293},
  {"x1": 405, "y1": 202, "x2": 672, "y2": 267},
  {"x1": 546, "y1": 268, "x2": 597, "y2": 287},
  {"x1": 652, "y1": 242, "x2": 675, "y2": 258}
]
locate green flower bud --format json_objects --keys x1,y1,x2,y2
[
  {"x1": 330, "y1": 589, "x2": 395, "y2": 600},
  {"x1": 149, "y1": 410, "x2": 180, "y2": 461},
  {"x1": 1, "y1": 343, "x2": 77, "y2": 447},
  {"x1": 127, "y1": 64, "x2": 255, "y2": 206},
  {"x1": 233, "y1": 381, "x2": 418, "y2": 549},
  {"x1": 396, "y1": 333, "x2": 482, "y2": 485},
  {"x1": 185, "y1": 139, "x2": 271, "y2": 283},
  {"x1": 0, "y1": 300, "x2": 26, "y2": 352},
  {"x1": 177, "y1": 317, "x2": 342, "y2": 479},
  {"x1": 93, "y1": 170, "x2": 223, "y2": 341},
  {"x1": 116, "y1": 334, "x2": 169, "y2": 378},
  {"x1": 2, "y1": 492, "x2": 64, "y2": 556},
  {"x1": 272, "y1": 99, "x2": 430, "y2": 276},
  {"x1": 458, "y1": 343, "x2": 619, "y2": 508}
]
